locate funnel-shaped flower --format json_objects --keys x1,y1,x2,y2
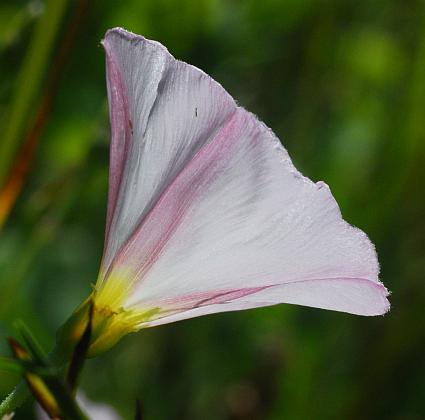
[{"x1": 67, "y1": 28, "x2": 389, "y2": 355}]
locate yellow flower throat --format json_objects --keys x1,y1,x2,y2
[{"x1": 56, "y1": 276, "x2": 159, "y2": 357}]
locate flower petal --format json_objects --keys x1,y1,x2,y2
[
  {"x1": 141, "y1": 279, "x2": 389, "y2": 327},
  {"x1": 101, "y1": 28, "x2": 236, "y2": 274},
  {"x1": 101, "y1": 28, "x2": 389, "y2": 323}
]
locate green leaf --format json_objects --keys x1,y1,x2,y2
[
  {"x1": 0, "y1": 383, "x2": 29, "y2": 418},
  {"x1": 0, "y1": 356, "x2": 23, "y2": 374},
  {"x1": 14, "y1": 319, "x2": 48, "y2": 365}
]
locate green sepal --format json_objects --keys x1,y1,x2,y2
[{"x1": 66, "y1": 300, "x2": 93, "y2": 393}]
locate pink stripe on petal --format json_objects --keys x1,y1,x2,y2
[
  {"x1": 103, "y1": 44, "x2": 132, "y2": 244},
  {"x1": 140, "y1": 277, "x2": 389, "y2": 327},
  {"x1": 107, "y1": 109, "x2": 244, "y2": 283},
  {"x1": 100, "y1": 29, "x2": 237, "y2": 279},
  {"x1": 149, "y1": 285, "x2": 272, "y2": 310}
]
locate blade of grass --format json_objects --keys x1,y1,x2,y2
[
  {"x1": 0, "y1": 0, "x2": 91, "y2": 229},
  {"x1": 0, "y1": 113, "x2": 105, "y2": 416},
  {"x1": 0, "y1": 0, "x2": 68, "y2": 187}
]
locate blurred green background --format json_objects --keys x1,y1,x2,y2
[{"x1": 0, "y1": 0, "x2": 424, "y2": 419}]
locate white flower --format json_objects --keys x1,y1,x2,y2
[{"x1": 61, "y1": 27, "x2": 389, "y2": 356}]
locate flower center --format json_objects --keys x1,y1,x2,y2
[{"x1": 56, "y1": 275, "x2": 160, "y2": 358}]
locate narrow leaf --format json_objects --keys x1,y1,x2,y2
[
  {"x1": 8, "y1": 337, "x2": 88, "y2": 419},
  {"x1": 14, "y1": 320, "x2": 47, "y2": 365},
  {"x1": 8, "y1": 337, "x2": 61, "y2": 419}
]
